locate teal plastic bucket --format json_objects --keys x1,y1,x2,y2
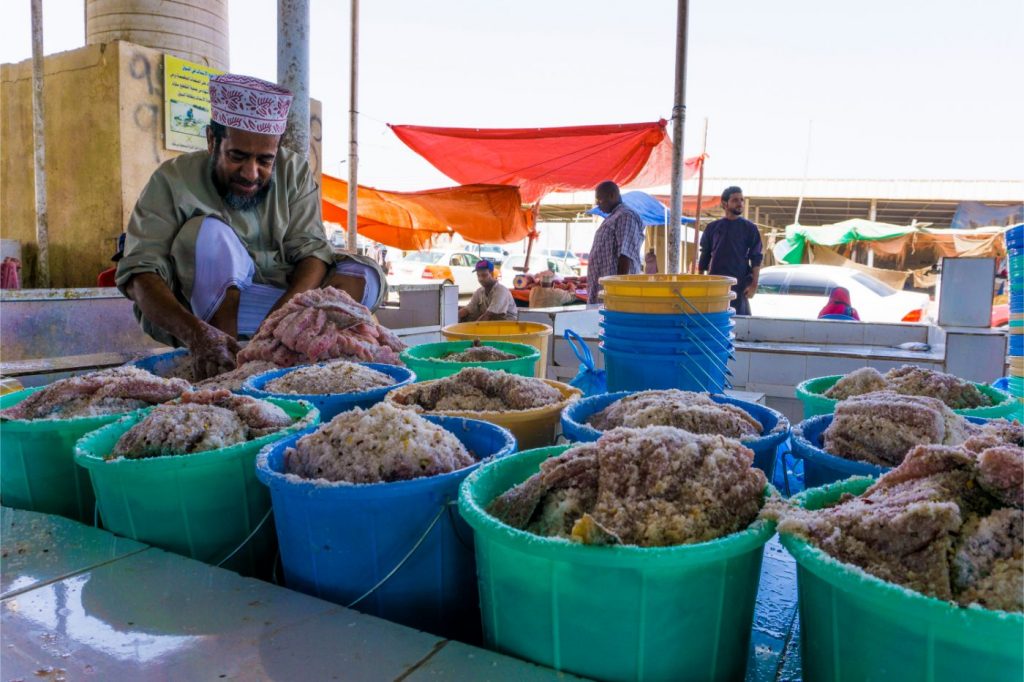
[
  {"x1": 796, "y1": 374, "x2": 1020, "y2": 419},
  {"x1": 603, "y1": 344, "x2": 729, "y2": 393},
  {"x1": 781, "y1": 478, "x2": 1024, "y2": 682},
  {"x1": 256, "y1": 416, "x2": 516, "y2": 641},
  {"x1": 74, "y1": 398, "x2": 318, "y2": 576},
  {"x1": 399, "y1": 341, "x2": 540, "y2": 381},
  {"x1": 1, "y1": 387, "x2": 148, "y2": 523},
  {"x1": 560, "y1": 390, "x2": 789, "y2": 479},
  {"x1": 458, "y1": 445, "x2": 776, "y2": 682},
  {"x1": 241, "y1": 362, "x2": 415, "y2": 421},
  {"x1": 792, "y1": 414, "x2": 988, "y2": 489}
]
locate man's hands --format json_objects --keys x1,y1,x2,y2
[
  {"x1": 126, "y1": 273, "x2": 240, "y2": 381},
  {"x1": 188, "y1": 322, "x2": 240, "y2": 380},
  {"x1": 744, "y1": 282, "x2": 757, "y2": 300}
]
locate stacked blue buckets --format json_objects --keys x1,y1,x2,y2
[
  {"x1": 600, "y1": 307, "x2": 735, "y2": 393},
  {"x1": 1006, "y1": 223, "x2": 1023, "y2": 403}
]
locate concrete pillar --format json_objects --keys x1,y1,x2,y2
[{"x1": 277, "y1": 0, "x2": 310, "y2": 158}]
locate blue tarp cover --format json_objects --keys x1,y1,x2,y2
[{"x1": 587, "y1": 191, "x2": 695, "y2": 226}]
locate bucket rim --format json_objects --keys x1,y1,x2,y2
[
  {"x1": 781, "y1": 477, "x2": 1024, "y2": 626},
  {"x1": 598, "y1": 274, "x2": 739, "y2": 286},
  {"x1": 599, "y1": 343, "x2": 730, "y2": 362},
  {"x1": 255, "y1": 414, "x2": 517, "y2": 495},
  {"x1": 384, "y1": 379, "x2": 581, "y2": 419},
  {"x1": 241, "y1": 361, "x2": 415, "y2": 403},
  {"x1": 73, "y1": 397, "x2": 319, "y2": 470},
  {"x1": 795, "y1": 375, "x2": 1018, "y2": 415},
  {"x1": 792, "y1": 413, "x2": 991, "y2": 476},
  {"x1": 458, "y1": 444, "x2": 777, "y2": 568},
  {"x1": 442, "y1": 321, "x2": 554, "y2": 338},
  {"x1": 399, "y1": 340, "x2": 540, "y2": 367},
  {"x1": 0, "y1": 386, "x2": 155, "y2": 431},
  {"x1": 561, "y1": 390, "x2": 790, "y2": 448}
]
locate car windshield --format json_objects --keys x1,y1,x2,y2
[
  {"x1": 850, "y1": 271, "x2": 898, "y2": 297},
  {"x1": 402, "y1": 251, "x2": 442, "y2": 264}
]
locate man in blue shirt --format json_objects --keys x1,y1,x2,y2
[{"x1": 698, "y1": 186, "x2": 763, "y2": 315}]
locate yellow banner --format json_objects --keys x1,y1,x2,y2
[{"x1": 164, "y1": 55, "x2": 223, "y2": 153}]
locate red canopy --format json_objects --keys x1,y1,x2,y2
[
  {"x1": 321, "y1": 174, "x2": 535, "y2": 251},
  {"x1": 390, "y1": 120, "x2": 701, "y2": 203}
]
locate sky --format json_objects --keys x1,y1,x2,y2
[{"x1": 3, "y1": 0, "x2": 1023, "y2": 193}]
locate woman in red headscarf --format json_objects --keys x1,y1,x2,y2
[{"x1": 818, "y1": 286, "x2": 860, "y2": 320}]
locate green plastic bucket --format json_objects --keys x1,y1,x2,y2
[
  {"x1": 795, "y1": 374, "x2": 1019, "y2": 420},
  {"x1": 1, "y1": 387, "x2": 149, "y2": 523},
  {"x1": 780, "y1": 478, "x2": 1024, "y2": 682},
  {"x1": 74, "y1": 398, "x2": 318, "y2": 576},
  {"x1": 399, "y1": 341, "x2": 540, "y2": 381},
  {"x1": 458, "y1": 445, "x2": 776, "y2": 682}
]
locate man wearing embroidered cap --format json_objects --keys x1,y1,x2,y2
[{"x1": 117, "y1": 74, "x2": 387, "y2": 379}]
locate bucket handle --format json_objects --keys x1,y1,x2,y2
[
  {"x1": 345, "y1": 499, "x2": 457, "y2": 609},
  {"x1": 215, "y1": 507, "x2": 274, "y2": 568},
  {"x1": 563, "y1": 329, "x2": 596, "y2": 371}
]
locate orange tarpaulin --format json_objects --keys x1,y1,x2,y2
[
  {"x1": 389, "y1": 120, "x2": 701, "y2": 203},
  {"x1": 321, "y1": 174, "x2": 535, "y2": 251}
]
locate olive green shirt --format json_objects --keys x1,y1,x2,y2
[{"x1": 116, "y1": 147, "x2": 335, "y2": 295}]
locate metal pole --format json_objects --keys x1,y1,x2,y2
[
  {"x1": 793, "y1": 120, "x2": 813, "y2": 225},
  {"x1": 347, "y1": 0, "x2": 360, "y2": 254},
  {"x1": 667, "y1": 0, "x2": 689, "y2": 274},
  {"x1": 691, "y1": 117, "x2": 708, "y2": 272},
  {"x1": 277, "y1": 0, "x2": 310, "y2": 158},
  {"x1": 31, "y1": 0, "x2": 49, "y2": 288}
]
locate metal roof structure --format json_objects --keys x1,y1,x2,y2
[{"x1": 538, "y1": 177, "x2": 1023, "y2": 228}]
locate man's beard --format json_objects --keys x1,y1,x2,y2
[{"x1": 209, "y1": 158, "x2": 273, "y2": 211}]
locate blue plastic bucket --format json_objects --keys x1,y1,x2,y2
[
  {"x1": 600, "y1": 309, "x2": 735, "y2": 329},
  {"x1": 255, "y1": 415, "x2": 516, "y2": 641},
  {"x1": 1011, "y1": 335, "x2": 1023, "y2": 355},
  {"x1": 599, "y1": 333, "x2": 734, "y2": 356},
  {"x1": 792, "y1": 414, "x2": 989, "y2": 489},
  {"x1": 560, "y1": 391, "x2": 789, "y2": 479},
  {"x1": 242, "y1": 363, "x2": 415, "y2": 421},
  {"x1": 130, "y1": 348, "x2": 192, "y2": 379},
  {"x1": 600, "y1": 321, "x2": 734, "y2": 343},
  {"x1": 602, "y1": 345, "x2": 728, "y2": 393}
]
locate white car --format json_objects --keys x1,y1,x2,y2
[
  {"x1": 748, "y1": 265, "x2": 930, "y2": 323},
  {"x1": 499, "y1": 254, "x2": 577, "y2": 288},
  {"x1": 387, "y1": 250, "x2": 483, "y2": 295},
  {"x1": 540, "y1": 249, "x2": 582, "y2": 272}
]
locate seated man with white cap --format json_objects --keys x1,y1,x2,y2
[{"x1": 116, "y1": 73, "x2": 386, "y2": 379}]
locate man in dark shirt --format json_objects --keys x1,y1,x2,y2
[{"x1": 698, "y1": 186, "x2": 763, "y2": 315}]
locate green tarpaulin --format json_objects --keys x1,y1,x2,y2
[{"x1": 772, "y1": 219, "x2": 1008, "y2": 264}]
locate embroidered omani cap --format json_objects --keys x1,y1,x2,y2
[{"x1": 209, "y1": 74, "x2": 293, "y2": 135}]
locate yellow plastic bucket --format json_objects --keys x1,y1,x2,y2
[
  {"x1": 386, "y1": 379, "x2": 581, "y2": 449},
  {"x1": 600, "y1": 291, "x2": 736, "y2": 314},
  {"x1": 442, "y1": 321, "x2": 553, "y2": 378},
  {"x1": 599, "y1": 274, "x2": 737, "y2": 299}
]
